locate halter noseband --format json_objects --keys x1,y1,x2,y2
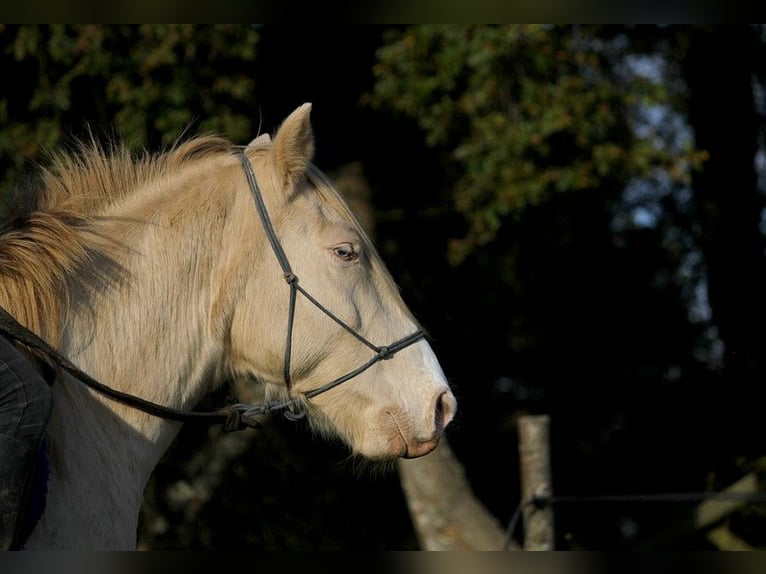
[{"x1": 233, "y1": 149, "x2": 425, "y2": 420}]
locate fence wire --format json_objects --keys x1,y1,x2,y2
[{"x1": 504, "y1": 490, "x2": 766, "y2": 550}]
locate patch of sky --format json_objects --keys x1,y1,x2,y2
[
  {"x1": 612, "y1": 42, "x2": 725, "y2": 368},
  {"x1": 623, "y1": 53, "x2": 665, "y2": 83}
]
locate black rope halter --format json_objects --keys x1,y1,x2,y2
[
  {"x1": 233, "y1": 148, "x2": 426, "y2": 421},
  {"x1": 0, "y1": 148, "x2": 425, "y2": 432}
]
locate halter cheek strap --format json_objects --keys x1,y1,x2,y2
[{"x1": 234, "y1": 149, "x2": 425, "y2": 420}]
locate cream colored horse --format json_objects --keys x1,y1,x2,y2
[{"x1": 0, "y1": 104, "x2": 456, "y2": 549}]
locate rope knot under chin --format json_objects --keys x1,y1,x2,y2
[
  {"x1": 218, "y1": 405, "x2": 243, "y2": 432},
  {"x1": 376, "y1": 345, "x2": 392, "y2": 360},
  {"x1": 283, "y1": 403, "x2": 307, "y2": 421},
  {"x1": 283, "y1": 272, "x2": 298, "y2": 284},
  {"x1": 218, "y1": 404, "x2": 263, "y2": 432}
]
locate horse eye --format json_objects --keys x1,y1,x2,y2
[{"x1": 332, "y1": 243, "x2": 358, "y2": 262}]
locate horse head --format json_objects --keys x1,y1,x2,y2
[{"x1": 226, "y1": 104, "x2": 457, "y2": 460}]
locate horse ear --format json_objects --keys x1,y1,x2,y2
[
  {"x1": 246, "y1": 133, "x2": 271, "y2": 147},
  {"x1": 272, "y1": 103, "x2": 315, "y2": 184}
]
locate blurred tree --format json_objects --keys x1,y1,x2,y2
[
  {"x1": 0, "y1": 24, "x2": 259, "y2": 198},
  {"x1": 678, "y1": 26, "x2": 766, "y2": 453},
  {"x1": 367, "y1": 25, "x2": 701, "y2": 264},
  {"x1": 367, "y1": 25, "x2": 766, "y2": 549}
]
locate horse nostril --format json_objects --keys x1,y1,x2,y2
[{"x1": 434, "y1": 390, "x2": 457, "y2": 433}]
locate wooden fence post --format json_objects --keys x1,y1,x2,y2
[{"x1": 518, "y1": 414, "x2": 554, "y2": 550}]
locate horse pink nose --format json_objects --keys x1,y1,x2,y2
[
  {"x1": 403, "y1": 390, "x2": 457, "y2": 459},
  {"x1": 435, "y1": 389, "x2": 457, "y2": 433}
]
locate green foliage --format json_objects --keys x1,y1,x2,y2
[
  {"x1": 0, "y1": 24, "x2": 259, "y2": 198},
  {"x1": 368, "y1": 25, "x2": 702, "y2": 264}
]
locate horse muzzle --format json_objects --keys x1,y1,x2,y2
[{"x1": 396, "y1": 389, "x2": 457, "y2": 459}]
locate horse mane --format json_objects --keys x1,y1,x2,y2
[
  {"x1": 0, "y1": 131, "x2": 413, "y2": 347},
  {"x1": 34, "y1": 134, "x2": 235, "y2": 214},
  {"x1": 0, "y1": 134, "x2": 235, "y2": 342}
]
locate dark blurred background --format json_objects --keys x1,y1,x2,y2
[{"x1": 1, "y1": 25, "x2": 765, "y2": 550}]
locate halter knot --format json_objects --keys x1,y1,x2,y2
[
  {"x1": 217, "y1": 405, "x2": 244, "y2": 433},
  {"x1": 376, "y1": 345, "x2": 392, "y2": 360},
  {"x1": 283, "y1": 405, "x2": 306, "y2": 421},
  {"x1": 284, "y1": 272, "x2": 298, "y2": 284},
  {"x1": 218, "y1": 403, "x2": 264, "y2": 432}
]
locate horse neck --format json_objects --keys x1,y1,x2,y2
[{"x1": 26, "y1": 160, "x2": 244, "y2": 549}]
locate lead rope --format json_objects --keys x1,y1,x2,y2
[{"x1": 0, "y1": 306, "x2": 256, "y2": 432}]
